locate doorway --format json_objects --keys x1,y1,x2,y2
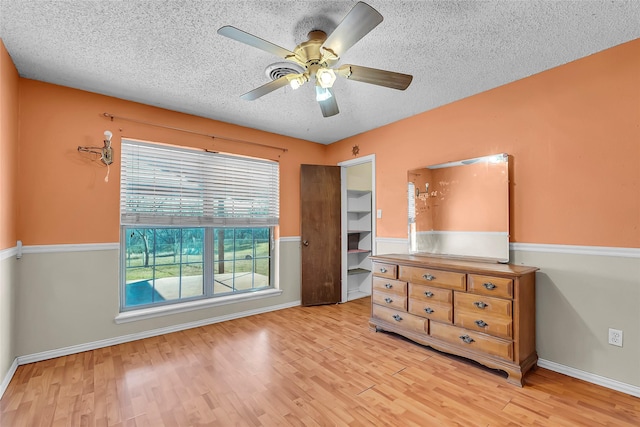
[{"x1": 339, "y1": 155, "x2": 376, "y2": 302}]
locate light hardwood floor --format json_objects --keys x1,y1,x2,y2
[{"x1": 1, "y1": 298, "x2": 638, "y2": 426}]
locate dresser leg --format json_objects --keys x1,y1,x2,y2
[{"x1": 506, "y1": 369, "x2": 524, "y2": 387}]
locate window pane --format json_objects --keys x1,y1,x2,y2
[
  {"x1": 181, "y1": 263, "x2": 204, "y2": 298},
  {"x1": 233, "y1": 259, "x2": 253, "y2": 291},
  {"x1": 254, "y1": 228, "x2": 270, "y2": 258},
  {"x1": 154, "y1": 263, "x2": 181, "y2": 301},
  {"x1": 213, "y1": 229, "x2": 233, "y2": 262},
  {"x1": 234, "y1": 228, "x2": 254, "y2": 260},
  {"x1": 182, "y1": 228, "x2": 204, "y2": 298},
  {"x1": 124, "y1": 228, "x2": 162, "y2": 307},
  {"x1": 254, "y1": 258, "x2": 270, "y2": 288},
  {"x1": 123, "y1": 227, "x2": 204, "y2": 308},
  {"x1": 213, "y1": 259, "x2": 233, "y2": 294}
]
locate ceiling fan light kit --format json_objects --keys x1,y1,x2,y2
[
  {"x1": 217, "y1": 1, "x2": 413, "y2": 117},
  {"x1": 316, "y1": 67, "x2": 337, "y2": 88},
  {"x1": 315, "y1": 86, "x2": 333, "y2": 102}
]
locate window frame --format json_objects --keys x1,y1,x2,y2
[
  {"x1": 119, "y1": 225, "x2": 275, "y2": 312},
  {"x1": 118, "y1": 139, "x2": 280, "y2": 315}
]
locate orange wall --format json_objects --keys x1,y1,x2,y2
[
  {"x1": 326, "y1": 39, "x2": 640, "y2": 248},
  {"x1": 12, "y1": 39, "x2": 640, "y2": 248},
  {"x1": 17, "y1": 80, "x2": 327, "y2": 245},
  {"x1": 0, "y1": 39, "x2": 19, "y2": 250}
]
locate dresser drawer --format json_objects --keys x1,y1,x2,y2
[
  {"x1": 372, "y1": 262, "x2": 397, "y2": 279},
  {"x1": 372, "y1": 304, "x2": 426, "y2": 334},
  {"x1": 408, "y1": 300, "x2": 453, "y2": 323},
  {"x1": 408, "y1": 283, "x2": 453, "y2": 304},
  {"x1": 430, "y1": 322, "x2": 513, "y2": 361},
  {"x1": 399, "y1": 266, "x2": 466, "y2": 291},
  {"x1": 372, "y1": 290, "x2": 407, "y2": 311},
  {"x1": 468, "y1": 274, "x2": 513, "y2": 299},
  {"x1": 454, "y1": 292, "x2": 512, "y2": 319},
  {"x1": 454, "y1": 310, "x2": 513, "y2": 339},
  {"x1": 372, "y1": 277, "x2": 407, "y2": 296}
]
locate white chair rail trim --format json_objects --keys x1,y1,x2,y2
[
  {"x1": 0, "y1": 246, "x2": 18, "y2": 261},
  {"x1": 374, "y1": 238, "x2": 640, "y2": 258}
]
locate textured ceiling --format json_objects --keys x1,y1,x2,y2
[{"x1": 1, "y1": 1, "x2": 639, "y2": 144}]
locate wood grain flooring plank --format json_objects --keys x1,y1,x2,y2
[{"x1": 2, "y1": 297, "x2": 639, "y2": 426}]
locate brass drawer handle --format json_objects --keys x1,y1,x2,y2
[
  {"x1": 475, "y1": 320, "x2": 488, "y2": 328},
  {"x1": 392, "y1": 314, "x2": 403, "y2": 322},
  {"x1": 459, "y1": 335, "x2": 475, "y2": 344},
  {"x1": 483, "y1": 282, "x2": 496, "y2": 290},
  {"x1": 385, "y1": 283, "x2": 393, "y2": 289},
  {"x1": 380, "y1": 267, "x2": 387, "y2": 273},
  {"x1": 423, "y1": 273, "x2": 435, "y2": 281},
  {"x1": 424, "y1": 307, "x2": 434, "y2": 314},
  {"x1": 424, "y1": 291, "x2": 434, "y2": 298},
  {"x1": 384, "y1": 297, "x2": 393, "y2": 304},
  {"x1": 474, "y1": 301, "x2": 488, "y2": 309}
]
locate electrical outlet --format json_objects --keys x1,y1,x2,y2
[{"x1": 608, "y1": 328, "x2": 623, "y2": 347}]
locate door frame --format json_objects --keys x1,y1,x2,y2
[{"x1": 338, "y1": 154, "x2": 376, "y2": 303}]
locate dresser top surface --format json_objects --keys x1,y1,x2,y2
[{"x1": 370, "y1": 254, "x2": 539, "y2": 277}]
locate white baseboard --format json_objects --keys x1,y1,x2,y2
[
  {"x1": 538, "y1": 358, "x2": 640, "y2": 398},
  {"x1": 0, "y1": 357, "x2": 18, "y2": 400},
  {"x1": 17, "y1": 300, "x2": 300, "y2": 365}
]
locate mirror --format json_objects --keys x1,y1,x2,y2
[{"x1": 408, "y1": 153, "x2": 509, "y2": 262}]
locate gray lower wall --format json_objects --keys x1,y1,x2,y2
[
  {"x1": 7, "y1": 239, "x2": 640, "y2": 392},
  {"x1": 377, "y1": 240, "x2": 640, "y2": 388},
  {"x1": 0, "y1": 255, "x2": 17, "y2": 386},
  {"x1": 510, "y1": 249, "x2": 639, "y2": 387},
  {"x1": 14, "y1": 240, "x2": 301, "y2": 357}
]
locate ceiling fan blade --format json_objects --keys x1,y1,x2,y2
[
  {"x1": 320, "y1": 2, "x2": 383, "y2": 60},
  {"x1": 317, "y1": 87, "x2": 339, "y2": 117},
  {"x1": 337, "y1": 64, "x2": 413, "y2": 90},
  {"x1": 218, "y1": 26, "x2": 298, "y2": 61},
  {"x1": 240, "y1": 76, "x2": 291, "y2": 101}
]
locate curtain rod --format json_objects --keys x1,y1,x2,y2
[{"x1": 102, "y1": 112, "x2": 288, "y2": 153}]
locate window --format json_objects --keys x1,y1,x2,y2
[{"x1": 120, "y1": 140, "x2": 279, "y2": 311}]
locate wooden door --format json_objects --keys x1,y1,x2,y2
[{"x1": 300, "y1": 164, "x2": 341, "y2": 306}]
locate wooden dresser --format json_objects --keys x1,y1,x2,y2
[{"x1": 369, "y1": 254, "x2": 539, "y2": 386}]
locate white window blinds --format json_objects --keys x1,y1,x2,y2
[{"x1": 120, "y1": 140, "x2": 279, "y2": 226}]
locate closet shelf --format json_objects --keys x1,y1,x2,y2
[
  {"x1": 347, "y1": 268, "x2": 371, "y2": 276},
  {"x1": 348, "y1": 249, "x2": 371, "y2": 254}
]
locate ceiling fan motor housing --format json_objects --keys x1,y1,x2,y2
[{"x1": 294, "y1": 30, "x2": 330, "y2": 68}]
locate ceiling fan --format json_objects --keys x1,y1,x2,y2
[{"x1": 217, "y1": 1, "x2": 413, "y2": 117}]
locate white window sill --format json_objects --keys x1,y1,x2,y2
[{"x1": 114, "y1": 288, "x2": 283, "y2": 324}]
